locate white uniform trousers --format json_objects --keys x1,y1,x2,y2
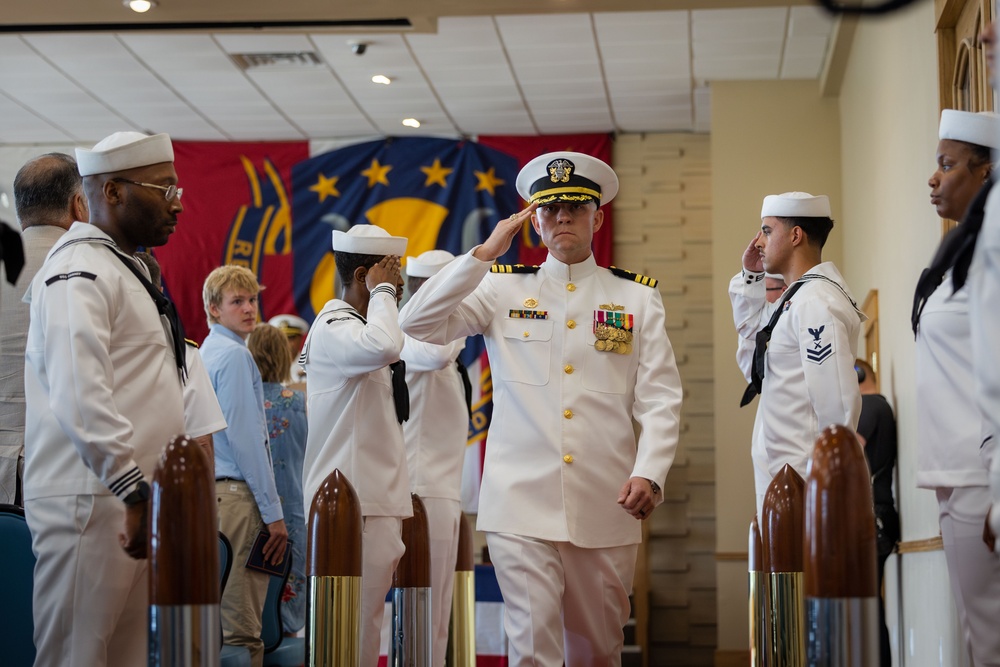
[
  {"x1": 937, "y1": 486, "x2": 1000, "y2": 667},
  {"x1": 423, "y1": 497, "x2": 462, "y2": 667},
  {"x1": 361, "y1": 516, "x2": 405, "y2": 667},
  {"x1": 486, "y1": 532, "x2": 638, "y2": 667},
  {"x1": 25, "y1": 494, "x2": 148, "y2": 667}
]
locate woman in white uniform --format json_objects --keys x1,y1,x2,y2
[{"x1": 912, "y1": 108, "x2": 1000, "y2": 667}]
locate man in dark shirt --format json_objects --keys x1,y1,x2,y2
[{"x1": 856, "y1": 358, "x2": 898, "y2": 667}]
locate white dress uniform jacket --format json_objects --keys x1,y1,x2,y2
[
  {"x1": 916, "y1": 270, "x2": 990, "y2": 488},
  {"x1": 24, "y1": 222, "x2": 186, "y2": 500},
  {"x1": 399, "y1": 251, "x2": 682, "y2": 548},
  {"x1": 300, "y1": 288, "x2": 412, "y2": 518},
  {"x1": 729, "y1": 262, "x2": 863, "y2": 499},
  {"x1": 400, "y1": 335, "x2": 467, "y2": 500}
]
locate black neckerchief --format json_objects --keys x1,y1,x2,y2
[
  {"x1": 48, "y1": 235, "x2": 187, "y2": 383},
  {"x1": 313, "y1": 306, "x2": 410, "y2": 423},
  {"x1": 739, "y1": 280, "x2": 806, "y2": 407},
  {"x1": 456, "y1": 357, "x2": 473, "y2": 419},
  {"x1": 912, "y1": 178, "x2": 994, "y2": 336},
  {"x1": 0, "y1": 223, "x2": 25, "y2": 285},
  {"x1": 110, "y1": 251, "x2": 187, "y2": 383}
]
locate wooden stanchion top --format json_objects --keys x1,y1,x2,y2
[
  {"x1": 804, "y1": 425, "x2": 877, "y2": 598},
  {"x1": 394, "y1": 493, "x2": 430, "y2": 588},
  {"x1": 150, "y1": 435, "x2": 218, "y2": 606},
  {"x1": 762, "y1": 464, "x2": 805, "y2": 573},
  {"x1": 307, "y1": 469, "x2": 363, "y2": 577},
  {"x1": 455, "y1": 512, "x2": 474, "y2": 573}
]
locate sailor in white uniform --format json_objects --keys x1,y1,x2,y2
[
  {"x1": 23, "y1": 131, "x2": 187, "y2": 667},
  {"x1": 400, "y1": 249, "x2": 470, "y2": 667},
  {"x1": 268, "y1": 313, "x2": 309, "y2": 386},
  {"x1": 729, "y1": 192, "x2": 863, "y2": 520},
  {"x1": 300, "y1": 225, "x2": 412, "y2": 667},
  {"x1": 400, "y1": 152, "x2": 682, "y2": 667}
]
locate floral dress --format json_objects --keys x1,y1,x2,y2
[{"x1": 263, "y1": 382, "x2": 307, "y2": 633}]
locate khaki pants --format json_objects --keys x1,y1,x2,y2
[{"x1": 218, "y1": 480, "x2": 269, "y2": 667}]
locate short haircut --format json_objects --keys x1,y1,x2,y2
[
  {"x1": 334, "y1": 251, "x2": 384, "y2": 287},
  {"x1": 202, "y1": 265, "x2": 262, "y2": 325},
  {"x1": 13, "y1": 153, "x2": 82, "y2": 227},
  {"x1": 406, "y1": 275, "x2": 428, "y2": 295},
  {"x1": 855, "y1": 358, "x2": 876, "y2": 384},
  {"x1": 248, "y1": 323, "x2": 292, "y2": 384},
  {"x1": 777, "y1": 216, "x2": 835, "y2": 249}
]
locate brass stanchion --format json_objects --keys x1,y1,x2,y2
[
  {"x1": 805, "y1": 425, "x2": 879, "y2": 666},
  {"x1": 306, "y1": 469, "x2": 363, "y2": 667},
  {"x1": 149, "y1": 435, "x2": 220, "y2": 667},
  {"x1": 748, "y1": 515, "x2": 767, "y2": 667},
  {"x1": 447, "y1": 512, "x2": 476, "y2": 667},
  {"x1": 391, "y1": 493, "x2": 431, "y2": 667},
  {"x1": 762, "y1": 464, "x2": 806, "y2": 666}
]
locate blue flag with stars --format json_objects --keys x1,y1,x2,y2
[{"x1": 291, "y1": 136, "x2": 521, "y2": 322}]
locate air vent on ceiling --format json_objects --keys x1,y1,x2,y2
[{"x1": 230, "y1": 51, "x2": 323, "y2": 70}]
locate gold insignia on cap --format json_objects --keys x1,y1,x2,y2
[
  {"x1": 524, "y1": 297, "x2": 538, "y2": 308},
  {"x1": 548, "y1": 158, "x2": 574, "y2": 184}
]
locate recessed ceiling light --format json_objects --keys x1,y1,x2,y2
[
  {"x1": 124, "y1": 0, "x2": 156, "y2": 12},
  {"x1": 402, "y1": 118, "x2": 421, "y2": 128},
  {"x1": 371, "y1": 75, "x2": 392, "y2": 85}
]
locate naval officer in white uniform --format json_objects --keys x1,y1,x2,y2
[
  {"x1": 400, "y1": 152, "x2": 683, "y2": 666},
  {"x1": 729, "y1": 192, "x2": 863, "y2": 520}
]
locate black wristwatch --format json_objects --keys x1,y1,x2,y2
[
  {"x1": 123, "y1": 480, "x2": 150, "y2": 507},
  {"x1": 648, "y1": 479, "x2": 661, "y2": 495}
]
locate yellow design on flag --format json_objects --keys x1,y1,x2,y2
[
  {"x1": 361, "y1": 158, "x2": 392, "y2": 188},
  {"x1": 420, "y1": 158, "x2": 454, "y2": 188},
  {"x1": 308, "y1": 173, "x2": 340, "y2": 202},
  {"x1": 474, "y1": 167, "x2": 505, "y2": 196}
]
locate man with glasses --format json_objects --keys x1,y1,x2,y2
[{"x1": 23, "y1": 131, "x2": 187, "y2": 667}]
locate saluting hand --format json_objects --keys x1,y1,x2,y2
[
  {"x1": 366, "y1": 255, "x2": 402, "y2": 291},
  {"x1": 742, "y1": 231, "x2": 765, "y2": 273},
  {"x1": 474, "y1": 203, "x2": 538, "y2": 262},
  {"x1": 618, "y1": 476, "x2": 658, "y2": 521}
]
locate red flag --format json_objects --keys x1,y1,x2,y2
[{"x1": 158, "y1": 141, "x2": 308, "y2": 343}]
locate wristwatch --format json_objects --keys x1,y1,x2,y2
[
  {"x1": 647, "y1": 479, "x2": 661, "y2": 495},
  {"x1": 123, "y1": 480, "x2": 150, "y2": 507}
]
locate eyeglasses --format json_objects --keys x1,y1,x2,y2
[{"x1": 113, "y1": 178, "x2": 183, "y2": 201}]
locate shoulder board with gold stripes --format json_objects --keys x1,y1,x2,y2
[
  {"x1": 490, "y1": 264, "x2": 540, "y2": 274},
  {"x1": 184, "y1": 338, "x2": 200, "y2": 349},
  {"x1": 609, "y1": 266, "x2": 658, "y2": 288}
]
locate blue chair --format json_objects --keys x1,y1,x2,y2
[
  {"x1": 219, "y1": 533, "x2": 252, "y2": 667},
  {"x1": 0, "y1": 504, "x2": 37, "y2": 667},
  {"x1": 262, "y1": 550, "x2": 305, "y2": 667}
]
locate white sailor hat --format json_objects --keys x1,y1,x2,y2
[
  {"x1": 939, "y1": 109, "x2": 1000, "y2": 150},
  {"x1": 76, "y1": 132, "x2": 174, "y2": 176},
  {"x1": 268, "y1": 314, "x2": 309, "y2": 337},
  {"x1": 332, "y1": 224, "x2": 407, "y2": 256},
  {"x1": 516, "y1": 151, "x2": 619, "y2": 207},
  {"x1": 761, "y1": 192, "x2": 831, "y2": 219},
  {"x1": 406, "y1": 249, "x2": 455, "y2": 278}
]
